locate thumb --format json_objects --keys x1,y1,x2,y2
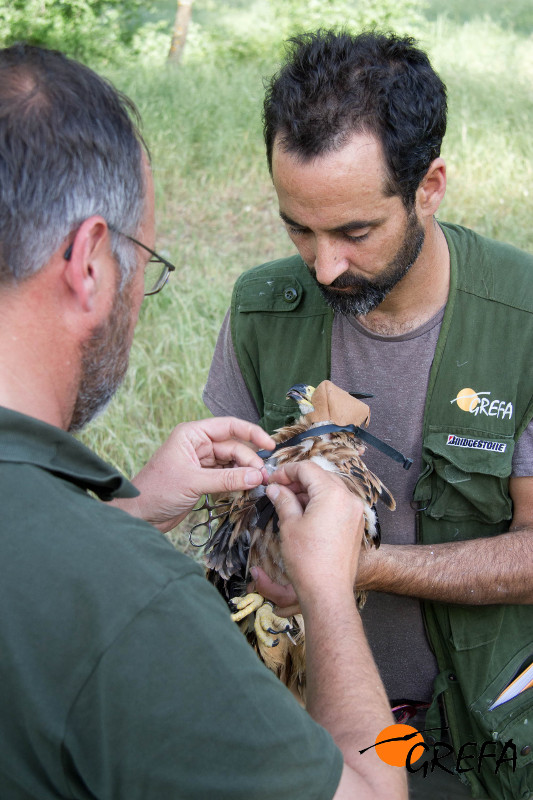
[
  {"x1": 266, "y1": 483, "x2": 303, "y2": 524},
  {"x1": 196, "y1": 466, "x2": 264, "y2": 496}
]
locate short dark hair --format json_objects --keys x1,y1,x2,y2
[
  {"x1": 263, "y1": 30, "x2": 448, "y2": 207},
  {"x1": 0, "y1": 43, "x2": 147, "y2": 285}
]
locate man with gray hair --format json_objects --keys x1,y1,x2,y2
[{"x1": 0, "y1": 44, "x2": 406, "y2": 800}]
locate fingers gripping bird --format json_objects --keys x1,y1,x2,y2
[{"x1": 203, "y1": 380, "x2": 397, "y2": 702}]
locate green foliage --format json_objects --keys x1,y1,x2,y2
[
  {"x1": 130, "y1": 20, "x2": 171, "y2": 66},
  {"x1": 268, "y1": 0, "x2": 427, "y2": 37},
  {"x1": 178, "y1": 0, "x2": 429, "y2": 66},
  {"x1": 425, "y1": 0, "x2": 533, "y2": 34},
  {"x1": 0, "y1": 0, "x2": 157, "y2": 62},
  {"x1": 424, "y1": 19, "x2": 533, "y2": 242}
]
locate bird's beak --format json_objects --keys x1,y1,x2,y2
[
  {"x1": 286, "y1": 383, "x2": 314, "y2": 402},
  {"x1": 286, "y1": 383, "x2": 316, "y2": 414}
]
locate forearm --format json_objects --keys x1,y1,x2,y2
[
  {"x1": 302, "y1": 591, "x2": 406, "y2": 799},
  {"x1": 265, "y1": 466, "x2": 407, "y2": 799},
  {"x1": 358, "y1": 527, "x2": 533, "y2": 604}
]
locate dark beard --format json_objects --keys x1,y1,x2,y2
[
  {"x1": 313, "y1": 212, "x2": 425, "y2": 317},
  {"x1": 69, "y1": 283, "x2": 133, "y2": 432}
]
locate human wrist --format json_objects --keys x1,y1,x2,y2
[
  {"x1": 298, "y1": 579, "x2": 359, "y2": 619},
  {"x1": 355, "y1": 543, "x2": 386, "y2": 592}
]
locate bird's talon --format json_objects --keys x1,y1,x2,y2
[
  {"x1": 254, "y1": 602, "x2": 294, "y2": 647},
  {"x1": 229, "y1": 592, "x2": 264, "y2": 623},
  {"x1": 267, "y1": 618, "x2": 296, "y2": 633}
]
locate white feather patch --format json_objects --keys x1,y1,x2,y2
[{"x1": 309, "y1": 454, "x2": 338, "y2": 473}]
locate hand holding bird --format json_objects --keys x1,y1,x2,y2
[{"x1": 265, "y1": 461, "x2": 366, "y2": 602}]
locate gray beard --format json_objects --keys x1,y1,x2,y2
[
  {"x1": 312, "y1": 214, "x2": 425, "y2": 317},
  {"x1": 69, "y1": 284, "x2": 132, "y2": 432}
]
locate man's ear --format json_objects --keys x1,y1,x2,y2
[
  {"x1": 62, "y1": 216, "x2": 112, "y2": 313},
  {"x1": 417, "y1": 157, "x2": 446, "y2": 219}
]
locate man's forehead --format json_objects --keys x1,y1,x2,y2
[
  {"x1": 271, "y1": 132, "x2": 392, "y2": 224},
  {"x1": 271, "y1": 131, "x2": 384, "y2": 174}
]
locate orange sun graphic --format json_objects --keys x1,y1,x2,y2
[{"x1": 374, "y1": 724, "x2": 426, "y2": 767}]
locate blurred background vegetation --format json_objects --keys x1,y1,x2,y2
[{"x1": 2, "y1": 0, "x2": 531, "y2": 546}]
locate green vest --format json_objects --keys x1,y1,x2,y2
[{"x1": 230, "y1": 223, "x2": 533, "y2": 800}]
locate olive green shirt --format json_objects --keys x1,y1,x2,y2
[{"x1": 0, "y1": 407, "x2": 342, "y2": 799}]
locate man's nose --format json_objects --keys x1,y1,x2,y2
[{"x1": 312, "y1": 236, "x2": 350, "y2": 285}]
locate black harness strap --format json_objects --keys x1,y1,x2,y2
[
  {"x1": 257, "y1": 423, "x2": 413, "y2": 470},
  {"x1": 254, "y1": 493, "x2": 279, "y2": 533}
]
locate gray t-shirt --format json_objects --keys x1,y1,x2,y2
[{"x1": 203, "y1": 309, "x2": 533, "y2": 701}]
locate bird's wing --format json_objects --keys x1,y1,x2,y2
[
  {"x1": 336, "y1": 441, "x2": 396, "y2": 512},
  {"x1": 203, "y1": 490, "x2": 260, "y2": 581}
]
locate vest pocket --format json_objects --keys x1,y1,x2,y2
[
  {"x1": 261, "y1": 401, "x2": 298, "y2": 436},
  {"x1": 442, "y1": 620, "x2": 533, "y2": 799},
  {"x1": 418, "y1": 428, "x2": 514, "y2": 524},
  {"x1": 469, "y1": 643, "x2": 533, "y2": 776}
]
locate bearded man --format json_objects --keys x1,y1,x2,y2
[{"x1": 203, "y1": 30, "x2": 533, "y2": 800}]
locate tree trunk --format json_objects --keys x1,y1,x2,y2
[{"x1": 168, "y1": 0, "x2": 193, "y2": 64}]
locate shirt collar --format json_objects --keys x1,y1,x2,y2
[{"x1": 0, "y1": 406, "x2": 138, "y2": 501}]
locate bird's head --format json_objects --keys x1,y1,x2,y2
[{"x1": 286, "y1": 383, "x2": 316, "y2": 416}]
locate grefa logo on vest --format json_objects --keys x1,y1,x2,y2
[{"x1": 451, "y1": 388, "x2": 514, "y2": 420}]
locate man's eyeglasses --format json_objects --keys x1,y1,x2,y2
[
  {"x1": 113, "y1": 229, "x2": 176, "y2": 296},
  {"x1": 64, "y1": 226, "x2": 176, "y2": 296}
]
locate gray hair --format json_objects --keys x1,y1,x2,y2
[{"x1": 0, "y1": 44, "x2": 147, "y2": 287}]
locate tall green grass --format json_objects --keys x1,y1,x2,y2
[{"x1": 79, "y1": 13, "x2": 533, "y2": 549}]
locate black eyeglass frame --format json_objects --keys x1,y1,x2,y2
[{"x1": 63, "y1": 225, "x2": 176, "y2": 296}]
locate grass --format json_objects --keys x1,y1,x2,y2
[
  {"x1": 78, "y1": 8, "x2": 533, "y2": 550},
  {"x1": 424, "y1": 19, "x2": 532, "y2": 240}
]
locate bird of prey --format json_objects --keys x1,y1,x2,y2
[{"x1": 202, "y1": 380, "x2": 400, "y2": 702}]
